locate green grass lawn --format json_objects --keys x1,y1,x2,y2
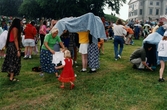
[{"x1": 0, "y1": 39, "x2": 167, "y2": 110}]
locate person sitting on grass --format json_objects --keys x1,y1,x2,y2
[
  {"x1": 55, "y1": 50, "x2": 75, "y2": 89},
  {"x1": 129, "y1": 43, "x2": 154, "y2": 71}
]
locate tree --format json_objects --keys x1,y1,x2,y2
[
  {"x1": 104, "y1": 0, "x2": 126, "y2": 14},
  {"x1": 19, "y1": 0, "x2": 41, "y2": 19},
  {"x1": 0, "y1": 0, "x2": 127, "y2": 20},
  {"x1": 0, "y1": 0, "x2": 23, "y2": 17}
]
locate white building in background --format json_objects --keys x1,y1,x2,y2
[{"x1": 128, "y1": 0, "x2": 167, "y2": 22}]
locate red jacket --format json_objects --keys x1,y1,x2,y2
[{"x1": 24, "y1": 24, "x2": 37, "y2": 39}]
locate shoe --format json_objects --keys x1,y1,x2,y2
[
  {"x1": 56, "y1": 75, "x2": 60, "y2": 78},
  {"x1": 74, "y1": 61, "x2": 77, "y2": 64},
  {"x1": 9, "y1": 78, "x2": 19, "y2": 82},
  {"x1": 29, "y1": 55, "x2": 32, "y2": 59},
  {"x1": 132, "y1": 64, "x2": 138, "y2": 69},
  {"x1": 60, "y1": 85, "x2": 64, "y2": 89},
  {"x1": 80, "y1": 70, "x2": 86, "y2": 72},
  {"x1": 118, "y1": 55, "x2": 121, "y2": 59},
  {"x1": 158, "y1": 78, "x2": 165, "y2": 82},
  {"x1": 75, "y1": 74, "x2": 77, "y2": 77},
  {"x1": 115, "y1": 59, "x2": 118, "y2": 61},
  {"x1": 39, "y1": 73, "x2": 44, "y2": 77},
  {"x1": 89, "y1": 70, "x2": 96, "y2": 73},
  {"x1": 70, "y1": 84, "x2": 75, "y2": 90},
  {"x1": 23, "y1": 56, "x2": 28, "y2": 59}
]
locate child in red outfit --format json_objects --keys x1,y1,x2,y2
[{"x1": 55, "y1": 50, "x2": 75, "y2": 89}]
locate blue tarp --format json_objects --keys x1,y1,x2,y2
[
  {"x1": 143, "y1": 32, "x2": 163, "y2": 45},
  {"x1": 53, "y1": 13, "x2": 107, "y2": 43},
  {"x1": 143, "y1": 32, "x2": 163, "y2": 65}
]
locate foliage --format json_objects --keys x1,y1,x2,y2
[
  {"x1": 0, "y1": 0, "x2": 23, "y2": 17},
  {"x1": 104, "y1": 0, "x2": 126, "y2": 14},
  {"x1": 0, "y1": 0, "x2": 127, "y2": 19},
  {"x1": 104, "y1": 14, "x2": 118, "y2": 22},
  {"x1": 19, "y1": 0, "x2": 41, "y2": 19},
  {"x1": 0, "y1": 39, "x2": 167, "y2": 110}
]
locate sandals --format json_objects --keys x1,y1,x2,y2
[{"x1": 9, "y1": 78, "x2": 19, "y2": 82}]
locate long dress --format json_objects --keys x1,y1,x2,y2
[{"x1": 58, "y1": 58, "x2": 75, "y2": 82}]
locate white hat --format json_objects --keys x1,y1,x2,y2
[{"x1": 164, "y1": 31, "x2": 167, "y2": 36}]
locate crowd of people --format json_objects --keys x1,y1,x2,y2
[{"x1": 0, "y1": 15, "x2": 167, "y2": 90}]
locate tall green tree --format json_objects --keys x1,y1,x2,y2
[
  {"x1": 0, "y1": 0, "x2": 127, "y2": 19},
  {"x1": 19, "y1": 0, "x2": 41, "y2": 19},
  {"x1": 104, "y1": 0, "x2": 126, "y2": 14},
  {"x1": 0, "y1": 0, "x2": 23, "y2": 17}
]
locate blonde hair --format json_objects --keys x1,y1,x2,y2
[
  {"x1": 51, "y1": 28, "x2": 59, "y2": 34},
  {"x1": 64, "y1": 50, "x2": 71, "y2": 58}
]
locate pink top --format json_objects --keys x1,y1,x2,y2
[{"x1": 39, "y1": 25, "x2": 47, "y2": 35}]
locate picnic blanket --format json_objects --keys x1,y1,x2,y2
[{"x1": 53, "y1": 12, "x2": 107, "y2": 43}]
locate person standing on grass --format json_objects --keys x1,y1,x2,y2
[
  {"x1": 55, "y1": 50, "x2": 75, "y2": 89},
  {"x1": 40, "y1": 28, "x2": 65, "y2": 77},
  {"x1": 113, "y1": 19, "x2": 127, "y2": 61},
  {"x1": 157, "y1": 31, "x2": 167, "y2": 82},
  {"x1": 1, "y1": 18, "x2": 22, "y2": 82},
  {"x1": 77, "y1": 31, "x2": 89, "y2": 72},
  {"x1": 88, "y1": 34, "x2": 99, "y2": 73},
  {"x1": 39, "y1": 20, "x2": 47, "y2": 50},
  {"x1": 23, "y1": 20, "x2": 37, "y2": 59}
]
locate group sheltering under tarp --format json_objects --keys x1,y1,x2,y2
[
  {"x1": 143, "y1": 25, "x2": 167, "y2": 66},
  {"x1": 53, "y1": 12, "x2": 107, "y2": 43}
]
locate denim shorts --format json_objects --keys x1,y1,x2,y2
[{"x1": 159, "y1": 56, "x2": 167, "y2": 62}]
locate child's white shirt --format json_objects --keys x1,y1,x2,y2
[{"x1": 158, "y1": 40, "x2": 167, "y2": 57}]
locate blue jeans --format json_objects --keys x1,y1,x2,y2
[{"x1": 114, "y1": 36, "x2": 124, "y2": 59}]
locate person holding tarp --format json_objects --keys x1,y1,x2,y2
[
  {"x1": 77, "y1": 31, "x2": 89, "y2": 72},
  {"x1": 53, "y1": 13, "x2": 106, "y2": 72},
  {"x1": 142, "y1": 24, "x2": 166, "y2": 67},
  {"x1": 87, "y1": 34, "x2": 99, "y2": 73}
]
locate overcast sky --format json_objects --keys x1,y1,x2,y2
[{"x1": 104, "y1": 0, "x2": 130, "y2": 20}]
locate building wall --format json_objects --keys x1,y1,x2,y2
[{"x1": 128, "y1": 0, "x2": 167, "y2": 22}]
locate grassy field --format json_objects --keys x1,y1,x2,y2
[{"x1": 0, "y1": 39, "x2": 167, "y2": 110}]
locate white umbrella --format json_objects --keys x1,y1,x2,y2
[{"x1": 144, "y1": 24, "x2": 151, "y2": 28}]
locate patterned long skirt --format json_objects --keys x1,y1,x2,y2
[
  {"x1": 88, "y1": 43, "x2": 100, "y2": 69},
  {"x1": 40, "y1": 49, "x2": 58, "y2": 73},
  {"x1": 1, "y1": 42, "x2": 21, "y2": 76}
]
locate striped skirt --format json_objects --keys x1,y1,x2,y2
[{"x1": 88, "y1": 43, "x2": 100, "y2": 69}]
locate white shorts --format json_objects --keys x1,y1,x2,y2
[
  {"x1": 127, "y1": 34, "x2": 133, "y2": 38},
  {"x1": 24, "y1": 39, "x2": 35, "y2": 47},
  {"x1": 79, "y1": 43, "x2": 89, "y2": 54}
]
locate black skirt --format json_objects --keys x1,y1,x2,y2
[{"x1": 1, "y1": 42, "x2": 21, "y2": 76}]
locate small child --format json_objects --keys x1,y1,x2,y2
[
  {"x1": 157, "y1": 31, "x2": 167, "y2": 82},
  {"x1": 98, "y1": 38, "x2": 104, "y2": 54},
  {"x1": 55, "y1": 50, "x2": 75, "y2": 89}
]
